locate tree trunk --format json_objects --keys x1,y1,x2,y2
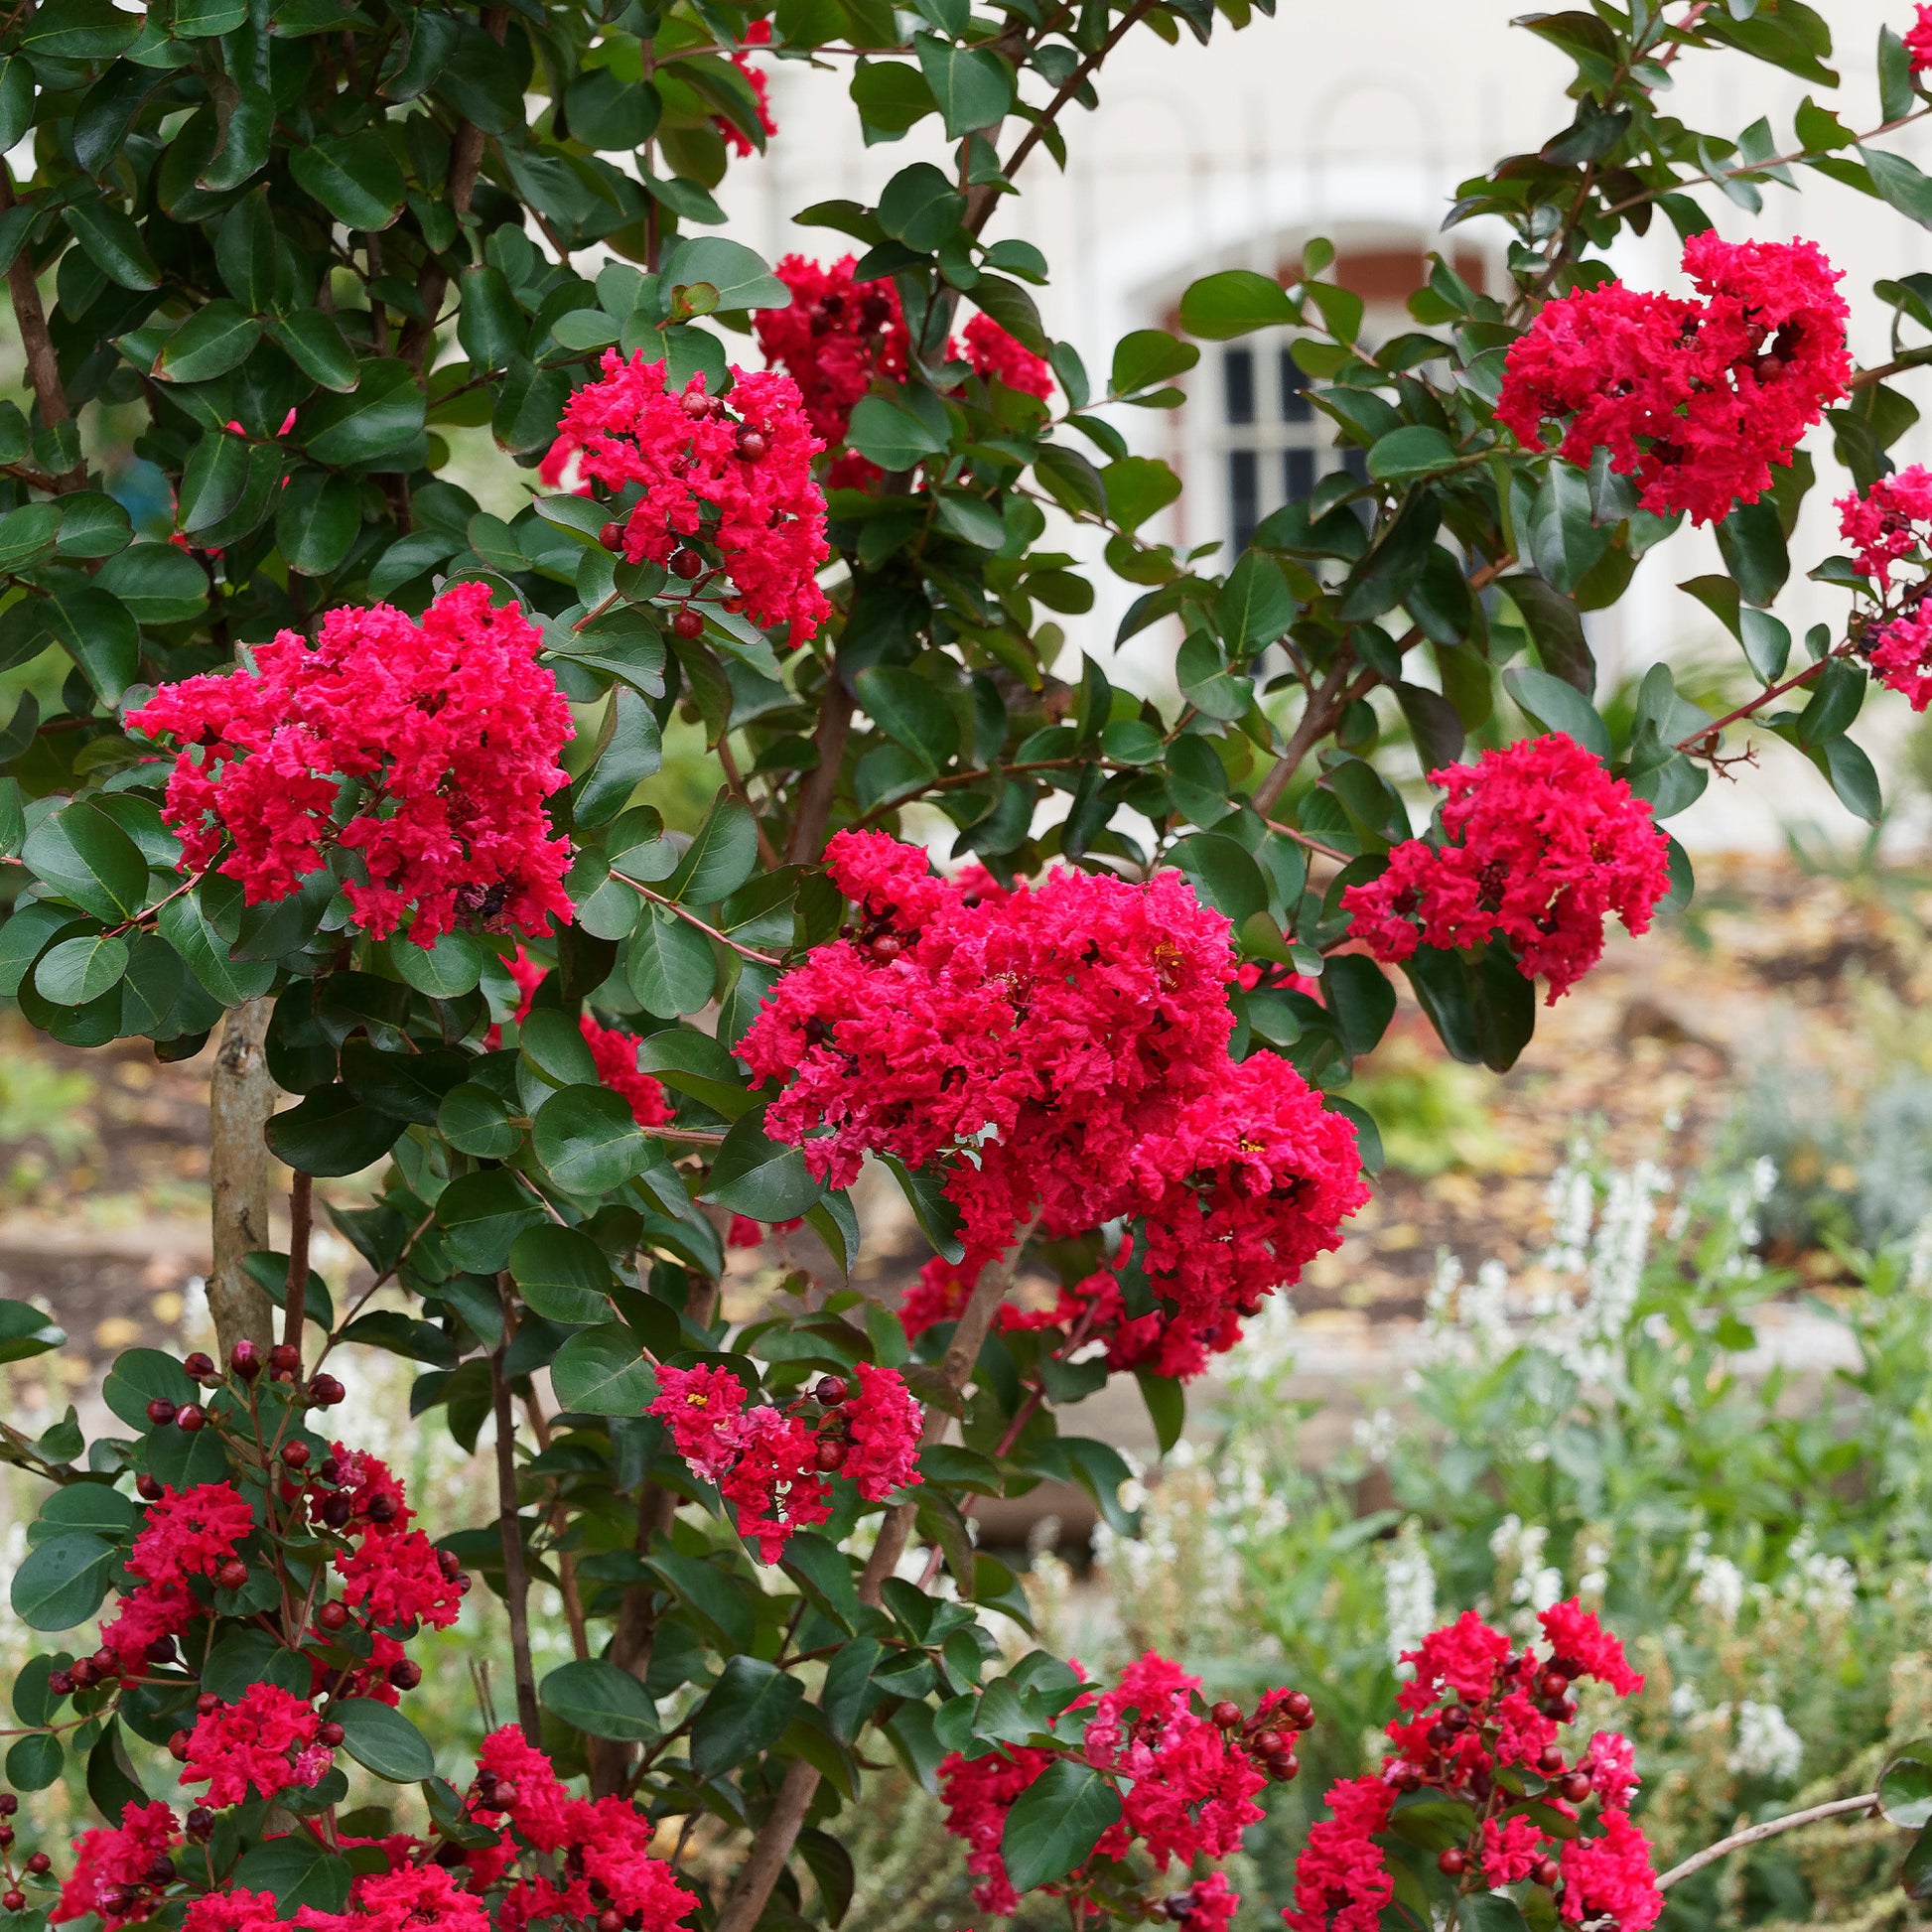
[{"x1": 207, "y1": 997, "x2": 277, "y2": 1356}]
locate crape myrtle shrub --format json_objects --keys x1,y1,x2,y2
[{"x1": 12, "y1": 0, "x2": 1932, "y2": 1930}]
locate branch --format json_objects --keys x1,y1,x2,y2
[
  {"x1": 784, "y1": 660, "x2": 855, "y2": 864},
  {"x1": 1673, "y1": 641, "x2": 1850, "y2": 754},
  {"x1": 282, "y1": 1172, "x2": 313, "y2": 1356},
  {"x1": 711, "y1": 1214, "x2": 1042, "y2": 1932},
  {"x1": 0, "y1": 166, "x2": 84, "y2": 492},
  {"x1": 399, "y1": 6, "x2": 506, "y2": 371},
  {"x1": 610, "y1": 873, "x2": 783, "y2": 965},
  {"x1": 1656, "y1": 1794, "x2": 1876, "y2": 1890},
  {"x1": 490, "y1": 1276, "x2": 542, "y2": 1745},
  {"x1": 976, "y1": 0, "x2": 1159, "y2": 228},
  {"x1": 1253, "y1": 653, "x2": 1354, "y2": 814},
  {"x1": 717, "y1": 735, "x2": 780, "y2": 868}
]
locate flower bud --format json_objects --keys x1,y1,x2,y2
[
  {"x1": 1210, "y1": 1702, "x2": 1242, "y2": 1729},
  {"x1": 146, "y1": 1398, "x2": 177, "y2": 1427},
  {"x1": 230, "y1": 1339, "x2": 261, "y2": 1380},
  {"x1": 1437, "y1": 1848, "x2": 1468, "y2": 1877},
  {"x1": 318, "y1": 1722, "x2": 345, "y2": 1747},
  {"x1": 318, "y1": 1600, "x2": 349, "y2": 1632},
  {"x1": 270, "y1": 1343, "x2": 301, "y2": 1374},
  {"x1": 176, "y1": 1404, "x2": 207, "y2": 1433},
  {"x1": 216, "y1": 1559, "x2": 248, "y2": 1591},
  {"x1": 672, "y1": 607, "x2": 705, "y2": 639},
  {"x1": 1532, "y1": 1859, "x2": 1562, "y2": 1888},
  {"x1": 813, "y1": 1376, "x2": 848, "y2": 1407},
  {"x1": 183, "y1": 1352, "x2": 215, "y2": 1381}
]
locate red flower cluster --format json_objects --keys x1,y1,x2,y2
[
  {"x1": 1867, "y1": 608, "x2": 1932, "y2": 709},
  {"x1": 547, "y1": 352, "x2": 830, "y2": 642},
  {"x1": 740, "y1": 833, "x2": 1365, "y2": 1366},
  {"x1": 127, "y1": 585, "x2": 575, "y2": 945},
  {"x1": 1838, "y1": 465, "x2": 1932, "y2": 589},
  {"x1": 961, "y1": 314, "x2": 1053, "y2": 399},
  {"x1": 1496, "y1": 234, "x2": 1850, "y2": 524},
  {"x1": 755, "y1": 255, "x2": 909, "y2": 447},
  {"x1": 55, "y1": 1802, "x2": 181, "y2": 1929},
  {"x1": 648, "y1": 1360, "x2": 920, "y2": 1562},
  {"x1": 177, "y1": 1734, "x2": 694, "y2": 1932},
  {"x1": 96, "y1": 1481, "x2": 253, "y2": 1676},
  {"x1": 1342, "y1": 734, "x2": 1670, "y2": 1003},
  {"x1": 1909, "y1": 4, "x2": 1932, "y2": 70},
  {"x1": 1286, "y1": 1603, "x2": 1659, "y2": 1932},
  {"x1": 468, "y1": 1727, "x2": 699, "y2": 1932},
  {"x1": 180, "y1": 1682, "x2": 332, "y2": 1809},
  {"x1": 940, "y1": 1656, "x2": 1311, "y2": 1915},
  {"x1": 319, "y1": 1442, "x2": 467, "y2": 1632},
  {"x1": 715, "y1": 21, "x2": 777, "y2": 156}
]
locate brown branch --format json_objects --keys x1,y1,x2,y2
[
  {"x1": 783, "y1": 667, "x2": 856, "y2": 864},
  {"x1": 1673, "y1": 641, "x2": 1849, "y2": 753},
  {"x1": 491, "y1": 1276, "x2": 542, "y2": 1746},
  {"x1": 0, "y1": 167, "x2": 84, "y2": 492},
  {"x1": 1657, "y1": 1794, "x2": 1876, "y2": 1890},
  {"x1": 973, "y1": 0, "x2": 1158, "y2": 232},
  {"x1": 399, "y1": 6, "x2": 506, "y2": 372},
  {"x1": 717, "y1": 737, "x2": 780, "y2": 868},
  {"x1": 282, "y1": 1172, "x2": 313, "y2": 1356},
  {"x1": 518, "y1": 1391, "x2": 588, "y2": 1662},
  {"x1": 611, "y1": 873, "x2": 783, "y2": 964},
  {"x1": 587, "y1": 1274, "x2": 721, "y2": 1798},
  {"x1": 1850, "y1": 346, "x2": 1932, "y2": 392},
  {"x1": 712, "y1": 1215, "x2": 1041, "y2": 1932},
  {"x1": 1253, "y1": 654, "x2": 1353, "y2": 814}
]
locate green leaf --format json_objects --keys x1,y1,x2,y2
[
  {"x1": 1527, "y1": 460, "x2": 1610, "y2": 595},
  {"x1": 56, "y1": 492, "x2": 132, "y2": 559},
  {"x1": 333, "y1": 1699, "x2": 435, "y2": 1783},
  {"x1": 271, "y1": 313, "x2": 359, "y2": 393},
  {"x1": 457, "y1": 265, "x2": 525, "y2": 371},
  {"x1": 34, "y1": 933, "x2": 128, "y2": 1007},
  {"x1": 575, "y1": 687, "x2": 662, "y2": 828},
  {"x1": 1367, "y1": 424, "x2": 1457, "y2": 482},
  {"x1": 388, "y1": 928, "x2": 483, "y2": 999},
  {"x1": 63, "y1": 201, "x2": 161, "y2": 290},
  {"x1": 849, "y1": 59, "x2": 936, "y2": 135},
  {"x1": 97, "y1": 543, "x2": 208, "y2": 623},
  {"x1": 550, "y1": 1322, "x2": 658, "y2": 1415},
  {"x1": 23, "y1": 0, "x2": 141, "y2": 60},
  {"x1": 1001, "y1": 1756, "x2": 1122, "y2": 1890},
  {"x1": 291, "y1": 131, "x2": 406, "y2": 230},
  {"x1": 1214, "y1": 551, "x2": 1295, "y2": 653},
  {"x1": 1177, "y1": 270, "x2": 1296, "y2": 341},
  {"x1": 8, "y1": 1731, "x2": 63, "y2": 1792},
  {"x1": 626, "y1": 903, "x2": 716, "y2": 1017},
  {"x1": 856, "y1": 666, "x2": 958, "y2": 773},
  {"x1": 300, "y1": 359, "x2": 426, "y2": 466},
  {"x1": 542, "y1": 1658, "x2": 659, "y2": 1742},
  {"x1": 0, "y1": 1300, "x2": 64, "y2": 1365},
  {"x1": 157, "y1": 892, "x2": 276, "y2": 1006},
  {"x1": 41, "y1": 582, "x2": 138, "y2": 705},
  {"x1": 1795, "y1": 657, "x2": 1864, "y2": 748},
  {"x1": 203, "y1": 1628, "x2": 311, "y2": 1702},
  {"x1": 155, "y1": 301, "x2": 262, "y2": 382},
  {"x1": 436, "y1": 1082, "x2": 520, "y2": 1160},
  {"x1": 532, "y1": 1084, "x2": 648, "y2": 1195},
  {"x1": 691, "y1": 1656, "x2": 806, "y2": 1774},
  {"x1": 634, "y1": 1028, "x2": 755, "y2": 1117},
  {"x1": 877, "y1": 162, "x2": 964, "y2": 251},
  {"x1": 1816, "y1": 733, "x2": 1881, "y2": 824},
  {"x1": 22, "y1": 804, "x2": 147, "y2": 923},
  {"x1": 1101, "y1": 457, "x2": 1180, "y2": 533},
  {"x1": 846, "y1": 393, "x2": 947, "y2": 471},
  {"x1": 660, "y1": 236, "x2": 788, "y2": 311},
  {"x1": 1503, "y1": 666, "x2": 1611, "y2": 760},
  {"x1": 1166, "y1": 833, "x2": 1269, "y2": 926},
  {"x1": 701, "y1": 1109, "x2": 824, "y2": 1221},
  {"x1": 233, "y1": 1838, "x2": 352, "y2": 1915},
  {"x1": 668, "y1": 793, "x2": 760, "y2": 904},
  {"x1": 265, "y1": 1084, "x2": 404, "y2": 1177},
  {"x1": 1110, "y1": 329, "x2": 1198, "y2": 397},
  {"x1": 913, "y1": 33, "x2": 1012, "y2": 137},
  {"x1": 1135, "y1": 1368, "x2": 1184, "y2": 1455},
  {"x1": 276, "y1": 471, "x2": 362, "y2": 578},
  {"x1": 509, "y1": 1226, "x2": 616, "y2": 1324},
  {"x1": 1862, "y1": 144, "x2": 1932, "y2": 228},
  {"x1": 11, "y1": 1534, "x2": 118, "y2": 1631}
]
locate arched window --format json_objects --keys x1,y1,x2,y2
[{"x1": 1195, "y1": 244, "x2": 1489, "y2": 553}]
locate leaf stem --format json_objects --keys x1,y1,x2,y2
[{"x1": 610, "y1": 872, "x2": 784, "y2": 965}]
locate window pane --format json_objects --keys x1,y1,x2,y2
[
  {"x1": 1279, "y1": 348, "x2": 1311, "y2": 424},
  {"x1": 1284, "y1": 447, "x2": 1314, "y2": 504},
  {"x1": 1223, "y1": 347, "x2": 1256, "y2": 427},
  {"x1": 1229, "y1": 449, "x2": 1258, "y2": 552},
  {"x1": 1341, "y1": 446, "x2": 1369, "y2": 484}
]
